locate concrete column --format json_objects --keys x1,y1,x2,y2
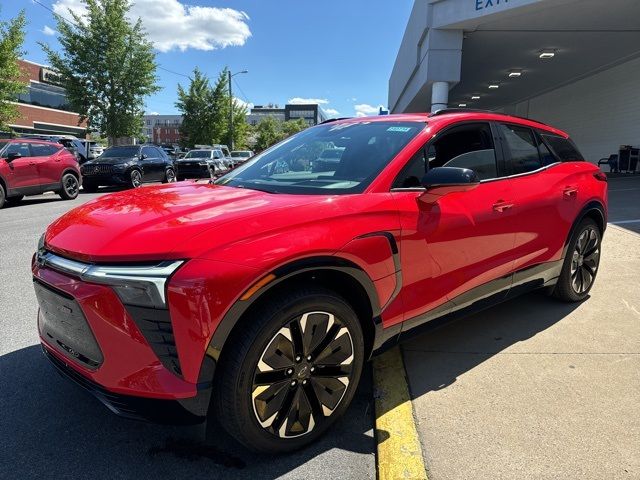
[{"x1": 431, "y1": 81, "x2": 449, "y2": 112}]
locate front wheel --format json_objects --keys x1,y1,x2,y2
[
  {"x1": 130, "y1": 169, "x2": 143, "y2": 188},
  {"x1": 213, "y1": 287, "x2": 364, "y2": 453},
  {"x1": 59, "y1": 173, "x2": 80, "y2": 200},
  {"x1": 553, "y1": 218, "x2": 601, "y2": 302}
]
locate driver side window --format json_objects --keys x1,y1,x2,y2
[{"x1": 392, "y1": 122, "x2": 499, "y2": 188}]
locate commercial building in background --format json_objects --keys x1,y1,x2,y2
[
  {"x1": 247, "y1": 103, "x2": 328, "y2": 127},
  {"x1": 143, "y1": 114, "x2": 182, "y2": 144},
  {"x1": 389, "y1": 0, "x2": 640, "y2": 163},
  {"x1": 9, "y1": 59, "x2": 87, "y2": 137}
]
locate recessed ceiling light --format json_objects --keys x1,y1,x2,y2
[
  {"x1": 471, "y1": 95, "x2": 481, "y2": 100},
  {"x1": 488, "y1": 84, "x2": 499, "y2": 89},
  {"x1": 508, "y1": 70, "x2": 522, "y2": 78},
  {"x1": 539, "y1": 50, "x2": 556, "y2": 59},
  {"x1": 458, "y1": 103, "x2": 467, "y2": 107}
]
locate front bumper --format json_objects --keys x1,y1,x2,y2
[
  {"x1": 175, "y1": 162, "x2": 212, "y2": 178},
  {"x1": 33, "y1": 256, "x2": 212, "y2": 422},
  {"x1": 80, "y1": 172, "x2": 130, "y2": 185}
]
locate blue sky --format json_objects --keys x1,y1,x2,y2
[{"x1": 6, "y1": 0, "x2": 414, "y2": 118}]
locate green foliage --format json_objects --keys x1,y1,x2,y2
[
  {"x1": 254, "y1": 117, "x2": 309, "y2": 151},
  {"x1": 0, "y1": 9, "x2": 27, "y2": 131},
  {"x1": 176, "y1": 67, "x2": 249, "y2": 149},
  {"x1": 41, "y1": 0, "x2": 160, "y2": 140}
]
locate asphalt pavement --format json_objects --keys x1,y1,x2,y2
[{"x1": 0, "y1": 186, "x2": 376, "y2": 480}]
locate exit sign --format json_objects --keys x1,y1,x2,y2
[{"x1": 476, "y1": 0, "x2": 510, "y2": 10}]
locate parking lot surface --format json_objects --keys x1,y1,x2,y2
[
  {"x1": 0, "y1": 187, "x2": 375, "y2": 480},
  {"x1": 402, "y1": 176, "x2": 640, "y2": 479}
]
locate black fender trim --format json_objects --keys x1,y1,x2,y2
[
  {"x1": 562, "y1": 201, "x2": 607, "y2": 259},
  {"x1": 197, "y1": 256, "x2": 381, "y2": 384}
]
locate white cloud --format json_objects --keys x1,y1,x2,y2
[
  {"x1": 354, "y1": 103, "x2": 385, "y2": 117},
  {"x1": 324, "y1": 108, "x2": 339, "y2": 117},
  {"x1": 234, "y1": 97, "x2": 253, "y2": 112},
  {"x1": 42, "y1": 25, "x2": 56, "y2": 36},
  {"x1": 288, "y1": 97, "x2": 329, "y2": 105},
  {"x1": 52, "y1": 0, "x2": 251, "y2": 52},
  {"x1": 147, "y1": 111, "x2": 160, "y2": 115}
]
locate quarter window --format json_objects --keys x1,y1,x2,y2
[
  {"x1": 498, "y1": 124, "x2": 541, "y2": 174},
  {"x1": 30, "y1": 143, "x2": 60, "y2": 157},
  {"x1": 3, "y1": 143, "x2": 31, "y2": 157},
  {"x1": 541, "y1": 134, "x2": 583, "y2": 162}
]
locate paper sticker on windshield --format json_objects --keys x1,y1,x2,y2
[{"x1": 387, "y1": 126, "x2": 412, "y2": 132}]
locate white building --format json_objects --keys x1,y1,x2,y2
[{"x1": 389, "y1": 0, "x2": 640, "y2": 163}]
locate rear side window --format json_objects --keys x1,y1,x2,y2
[
  {"x1": 30, "y1": 143, "x2": 60, "y2": 157},
  {"x1": 541, "y1": 134, "x2": 583, "y2": 162},
  {"x1": 498, "y1": 124, "x2": 541, "y2": 174},
  {"x1": 537, "y1": 139, "x2": 557, "y2": 166},
  {"x1": 141, "y1": 146, "x2": 155, "y2": 158}
]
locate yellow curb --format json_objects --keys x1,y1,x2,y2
[{"x1": 373, "y1": 346, "x2": 428, "y2": 480}]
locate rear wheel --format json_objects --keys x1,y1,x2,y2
[
  {"x1": 59, "y1": 173, "x2": 80, "y2": 200},
  {"x1": 553, "y1": 218, "x2": 601, "y2": 302},
  {"x1": 82, "y1": 180, "x2": 99, "y2": 193},
  {"x1": 0, "y1": 183, "x2": 5, "y2": 209},
  {"x1": 163, "y1": 168, "x2": 176, "y2": 183},
  {"x1": 130, "y1": 169, "x2": 142, "y2": 188},
  {"x1": 213, "y1": 287, "x2": 364, "y2": 453}
]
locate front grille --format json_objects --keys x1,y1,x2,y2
[{"x1": 83, "y1": 164, "x2": 113, "y2": 175}]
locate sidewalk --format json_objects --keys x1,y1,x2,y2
[{"x1": 401, "y1": 178, "x2": 640, "y2": 479}]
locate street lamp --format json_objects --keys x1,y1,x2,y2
[{"x1": 228, "y1": 69, "x2": 248, "y2": 151}]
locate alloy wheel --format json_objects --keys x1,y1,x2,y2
[
  {"x1": 251, "y1": 311, "x2": 354, "y2": 439},
  {"x1": 166, "y1": 168, "x2": 176, "y2": 183},
  {"x1": 570, "y1": 227, "x2": 600, "y2": 294},
  {"x1": 131, "y1": 170, "x2": 142, "y2": 188},
  {"x1": 64, "y1": 175, "x2": 79, "y2": 197}
]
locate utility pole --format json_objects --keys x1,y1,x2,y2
[{"x1": 228, "y1": 70, "x2": 234, "y2": 151}]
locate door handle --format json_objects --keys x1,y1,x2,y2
[
  {"x1": 492, "y1": 200, "x2": 514, "y2": 213},
  {"x1": 563, "y1": 186, "x2": 578, "y2": 198}
]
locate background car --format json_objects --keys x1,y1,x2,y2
[
  {"x1": 80, "y1": 144, "x2": 176, "y2": 192},
  {"x1": 174, "y1": 148, "x2": 228, "y2": 181},
  {"x1": 79, "y1": 140, "x2": 104, "y2": 160},
  {"x1": 231, "y1": 150, "x2": 254, "y2": 164},
  {"x1": 0, "y1": 138, "x2": 80, "y2": 208},
  {"x1": 22, "y1": 134, "x2": 89, "y2": 164},
  {"x1": 33, "y1": 111, "x2": 607, "y2": 453}
]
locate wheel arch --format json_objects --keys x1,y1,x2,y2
[
  {"x1": 562, "y1": 200, "x2": 606, "y2": 258},
  {"x1": 198, "y1": 256, "x2": 381, "y2": 384}
]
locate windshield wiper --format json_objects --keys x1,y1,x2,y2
[{"x1": 235, "y1": 184, "x2": 279, "y2": 194}]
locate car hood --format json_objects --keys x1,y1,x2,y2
[{"x1": 45, "y1": 183, "x2": 324, "y2": 262}]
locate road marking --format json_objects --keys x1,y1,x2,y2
[
  {"x1": 610, "y1": 219, "x2": 640, "y2": 225},
  {"x1": 373, "y1": 346, "x2": 428, "y2": 480}
]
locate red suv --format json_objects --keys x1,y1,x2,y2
[
  {"x1": 33, "y1": 111, "x2": 607, "y2": 452},
  {"x1": 0, "y1": 138, "x2": 81, "y2": 208}
]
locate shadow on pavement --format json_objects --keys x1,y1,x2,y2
[
  {"x1": 0, "y1": 346, "x2": 374, "y2": 480},
  {"x1": 399, "y1": 291, "x2": 583, "y2": 398}
]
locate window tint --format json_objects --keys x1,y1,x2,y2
[
  {"x1": 537, "y1": 138, "x2": 557, "y2": 166},
  {"x1": 142, "y1": 146, "x2": 156, "y2": 158},
  {"x1": 392, "y1": 122, "x2": 497, "y2": 187},
  {"x1": 30, "y1": 143, "x2": 60, "y2": 157},
  {"x1": 541, "y1": 134, "x2": 583, "y2": 162},
  {"x1": 4, "y1": 142, "x2": 31, "y2": 157},
  {"x1": 498, "y1": 124, "x2": 541, "y2": 174}
]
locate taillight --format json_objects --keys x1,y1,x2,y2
[{"x1": 593, "y1": 172, "x2": 607, "y2": 182}]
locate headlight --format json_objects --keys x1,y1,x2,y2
[
  {"x1": 112, "y1": 164, "x2": 126, "y2": 171},
  {"x1": 35, "y1": 250, "x2": 183, "y2": 309},
  {"x1": 199, "y1": 161, "x2": 209, "y2": 166}
]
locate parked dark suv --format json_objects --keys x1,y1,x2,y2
[{"x1": 80, "y1": 145, "x2": 176, "y2": 192}]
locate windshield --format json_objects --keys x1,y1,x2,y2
[
  {"x1": 217, "y1": 121, "x2": 424, "y2": 194},
  {"x1": 231, "y1": 151, "x2": 251, "y2": 158},
  {"x1": 185, "y1": 150, "x2": 211, "y2": 159},
  {"x1": 102, "y1": 146, "x2": 140, "y2": 158}
]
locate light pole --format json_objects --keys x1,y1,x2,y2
[{"x1": 228, "y1": 69, "x2": 248, "y2": 151}]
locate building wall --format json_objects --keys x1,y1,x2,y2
[{"x1": 508, "y1": 56, "x2": 640, "y2": 163}]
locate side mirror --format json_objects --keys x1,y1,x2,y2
[
  {"x1": 140, "y1": 153, "x2": 147, "y2": 160},
  {"x1": 6, "y1": 152, "x2": 22, "y2": 162},
  {"x1": 419, "y1": 167, "x2": 480, "y2": 204}
]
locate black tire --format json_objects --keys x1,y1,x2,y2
[
  {"x1": 82, "y1": 180, "x2": 99, "y2": 193},
  {"x1": 0, "y1": 183, "x2": 5, "y2": 209},
  {"x1": 5, "y1": 194, "x2": 24, "y2": 205},
  {"x1": 213, "y1": 286, "x2": 364, "y2": 453},
  {"x1": 59, "y1": 173, "x2": 80, "y2": 200},
  {"x1": 163, "y1": 168, "x2": 176, "y2": 183},
  {"x1": 553, "y1": 218, "x2": 601, "y2": 302},
  {"x1": 130, "y1": 169, "x2": 143, "y2": 188}
]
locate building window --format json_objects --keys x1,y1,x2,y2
[{"x1": 17, "y1": 82, "x2": 70, "y2": 111}]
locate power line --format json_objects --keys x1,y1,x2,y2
[{"x1": 233, "y1": 78, "x2": 251, "y2": 104}]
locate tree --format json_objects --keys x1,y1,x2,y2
[
  {"x1": 41, "y1": 0, "x2": 160, "y2": 142},
  {"x1": 175, "y1": 68, "x2": 214, "y2": 148},
  {"x1": 0, "y1": 9, "x2": 27, "y2": 131},
  {"x1": 253, "y1": 117, "x2": 309, "y2": 151}
]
